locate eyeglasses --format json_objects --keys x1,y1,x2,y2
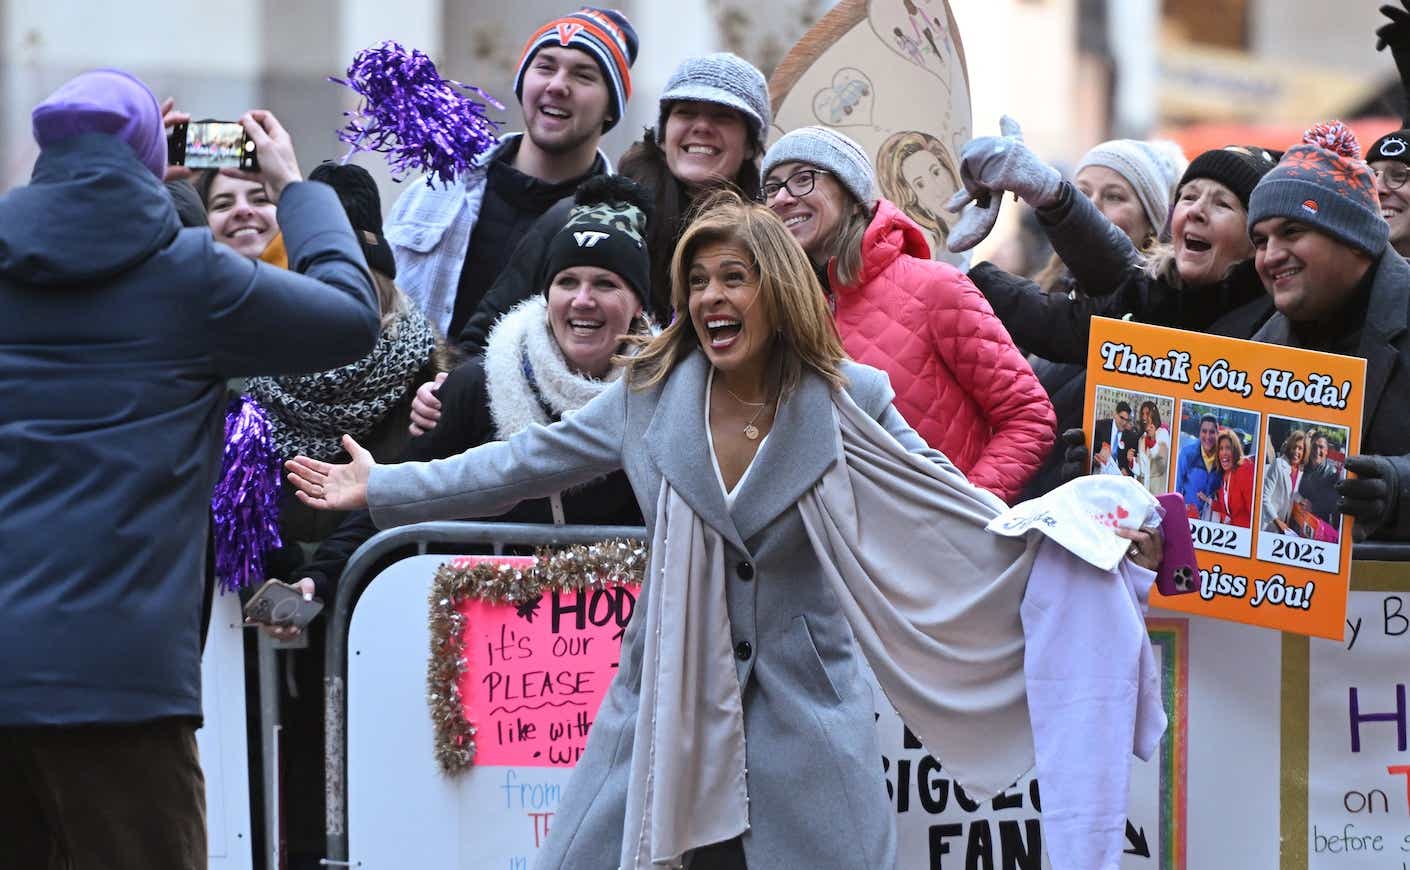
[
  {"x1": 761, "y1": 168, "x2": 830, "y2": 202},
  {"x1": 1374, "y1": 164, "x2": 1409, "y2": 190}
]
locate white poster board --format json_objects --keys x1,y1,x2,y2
[{"x1": 1308, "y1": 589, "x2": 1410, "y2": 868}]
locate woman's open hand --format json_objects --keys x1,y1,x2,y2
[
  {"x1": 1116, "y1": 526, "x2": 1163, "y2": 573},
  {"x1": 285, "y1": 434, "x2": 374, "y2": 511}
]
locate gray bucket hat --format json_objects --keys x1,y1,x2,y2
[{"x1": 657, "y1": 52, "x2": 770, "y2": 141}]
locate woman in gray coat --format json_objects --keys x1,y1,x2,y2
[{"x1": 287, "y1": 192, "x2": 1162, "y2": 869}]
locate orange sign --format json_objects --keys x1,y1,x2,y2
[{"x1": 1083, "y1": 317, "x2": 1365, "y2": 639}]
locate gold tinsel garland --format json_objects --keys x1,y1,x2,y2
[{"x1": 426, "y1": 539, "x2": 648, "y2": 775}]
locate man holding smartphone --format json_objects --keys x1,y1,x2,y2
[{"x1": 0, "y1": 69, "x2": 378, "y2": 869}]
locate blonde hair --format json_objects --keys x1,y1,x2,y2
[
  {"x1": 623, "y1": 189, "x2": 847, "y2": 392},
  {"x1": 876, "y1": 130, "x2": 958, "y2": 245}
]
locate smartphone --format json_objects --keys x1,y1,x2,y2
[
  {"x1": 1154, "y1": 492, "x2": 1199, "y2": 596},
  {"x1": 243, "y1": 579, "x2": 323, "y2": 629},
  {"x1": 167, "y1": 119, "x2": 258, "y2": 171}
]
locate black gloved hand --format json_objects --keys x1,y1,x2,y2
[
  {"x1": 1057, "y1": 428, "x2": 1090, "y2": 486},
  {"x1": 1378, "y1": 1, "x2": 1410, "y2": 52},
  {"x1": 1378, "y1": 2, "x2": 1410, "y2": 100},
  {"x1": 1338, "y1": 455, "x2": 1402, "y2": 542}
]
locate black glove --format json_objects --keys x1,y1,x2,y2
[
  {"x1": 1378, "y1": 2, "x2": 1410, "y2": 106},
  {"x1": 1057, "y1": 428, "x2": 1090, "y2": 486},
  {"x1": 1338, "y1": 455, "x2": 1403, "y2": 541}
]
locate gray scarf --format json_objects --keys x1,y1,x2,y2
[{"x1": 245, "y1": 306, "x2": 437, "y2": 461}]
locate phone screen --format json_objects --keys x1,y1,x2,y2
[{"x1": 167, "y1": 120, "x2": 258, "y2": 171}]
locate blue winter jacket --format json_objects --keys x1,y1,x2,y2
[
  {"x1": 1175, "y1": 437, "x2": 1222, "y2": 514},
  {"x1": 0, "y1": 134, "x2": 379, "y2": 725}
]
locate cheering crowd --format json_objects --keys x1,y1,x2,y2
[{"x1": 3, "y1": 4, "x2": 1410, "y2": 869}]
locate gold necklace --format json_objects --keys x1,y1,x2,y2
[{"x1": 721, "y1": 384, "x2": 772, "y2": 440}]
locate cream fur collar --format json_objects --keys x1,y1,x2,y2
[{"x1": 482, "y1": 296, "x2": 629, "y2": 439}]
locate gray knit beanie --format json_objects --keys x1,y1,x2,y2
[
  {"x1": 761, "y1": 126, "x2": 876, "y2": 204},
  {"x1": 1076, "y1": 139, "x2": 1172, "y2": 236},
  {"x1": 1247, "y1": 122, "x2": 1388, "y2": 258},
  {"x1": 657, "y1": 53, "x2": 770, "y2": 141}
]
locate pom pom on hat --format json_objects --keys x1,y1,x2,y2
[
  {"x1": 542, "y1": 175, "x2": 652, "y2": 307},
  {"x1": 1302, "y1": 121, "x2": 1361, "y2": 160},
  {"x1": 1248, "y1": 120, "x2": 1386, "y2": 257}
]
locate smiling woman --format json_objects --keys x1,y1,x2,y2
[
  {"x1": 760, "y1": 126, "x2": 1057, "y2": 503},
  {"x1": 283, "y1": 189, "x2": 1164, "y2": 869},
  {"x1": 616, "y1": 53, "x2": 770, "y2": 320},
  {"x1": 197, "y1": 173, "x2": 280, "y2": 261}
]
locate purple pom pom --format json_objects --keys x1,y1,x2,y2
[
  {"x1": 212, "y1": 396, "x2": 283, "y2": 594},
  {"x1": 331, "y1": 41, "x2": 504, "y2": 186}
]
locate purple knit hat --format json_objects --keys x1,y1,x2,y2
[{"x1": 32, "y1": 69, "x2": 167, "y2": 179}]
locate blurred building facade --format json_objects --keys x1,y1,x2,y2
[{"x1": 0, "y1": 0, "x2": 1398, "y2": 194}]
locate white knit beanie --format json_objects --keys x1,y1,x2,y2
[{"x1": 1076, "y1": 139, "x2": 1176, "y2": 236}]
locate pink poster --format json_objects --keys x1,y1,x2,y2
[{"x1": 453, "y1": 556, "x2": 638, "y2": 767}]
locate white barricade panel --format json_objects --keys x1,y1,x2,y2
[
  {"x1": 345, "y1": 553, "x2": 1337, "y2": 869},
  {"x1": 1309, "y1": 590, "x2": 1410, "y2": 869},
  {"x1": 348, "y1": 555, "x2": 462, "y2": 867},
  {"x1": 201, "y1": 590, "x2": 254, "y2": 870}
]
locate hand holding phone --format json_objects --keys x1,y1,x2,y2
[
  {"x1": 243, "y1": 579, "x2": 323, "y2": 630},
  {"x1": 1154, "y1": 492, "x2": 1199, "y2": 596}
]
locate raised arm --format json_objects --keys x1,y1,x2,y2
[
  {"x1": 1034, "y1": 182, "x2": 1142, "y2": 296},
  {"x1": 204, "y1": 112, "x2": 378, "y2": 376},
  {"x1": 966, "y1": 262, "x2": 1140, "y2": 364}
]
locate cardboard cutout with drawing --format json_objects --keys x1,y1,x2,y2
[{"x1": 770, "y1": 0, "x2": 971, "y2": 263}]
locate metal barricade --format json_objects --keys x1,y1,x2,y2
[{"x1": 319, "y1": 521, "x2": 645, "y2": 868}]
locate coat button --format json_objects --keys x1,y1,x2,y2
[
  {"x1": 734, "y1": 640, "x2": 752, "y2": 661},
  {"x1": 736, "y1": 561, "x2": 754, "y2": 581}
]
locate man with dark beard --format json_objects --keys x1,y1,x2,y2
[{"x1": 386, "y1": 8, "x2": 639, "y2": 341}]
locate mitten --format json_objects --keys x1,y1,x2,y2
[
  {"x1": 1377, "y1": 1, "x2": 1410, "y2": 122},
  {"x1": 1339, "y1": 454, "x2": 1406, "y2": 541},
  {"x1": 1057, "y1": 428, "x2": 1091, "y2": 486}
]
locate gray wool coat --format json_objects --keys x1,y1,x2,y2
[{"x1": 368, "y1": 351, "x2": 958, "y2": 869}]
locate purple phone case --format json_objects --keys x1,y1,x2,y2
[{"x1": 1154, "y1": 493, "x2": 1199, "y2": 596}]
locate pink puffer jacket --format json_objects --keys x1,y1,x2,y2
[{"x1": 829, "y1": 199, "x2": 1056, "y2": 502}]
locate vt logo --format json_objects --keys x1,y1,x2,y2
[
  {"x1": 556, "y1": 22, "x2": 584, "y2": 44},
  {"x1": 574, "y1": 231, "x2": 610, "y2": 247}
]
